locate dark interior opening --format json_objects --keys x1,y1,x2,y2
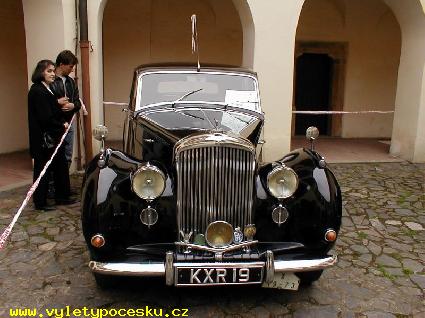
[{"x1": 294, "y1": 53, "x2": 334, "y2": 136}]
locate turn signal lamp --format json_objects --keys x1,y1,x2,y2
[
  {"x1": 325, "y1": 229, "x2": 337, "y2": 242},
  {"x1": 91, "y1": 234, "x2": 105, "y2": 248}
]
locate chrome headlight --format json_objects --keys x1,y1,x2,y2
[
  {"x1": 267, "y1": 165, "x2": 298, "y2": 199},
  {"x1": 132, "y1": 164, "x2": 166, "y2": 200}
]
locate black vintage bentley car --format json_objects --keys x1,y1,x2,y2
[{"x1": 82, "y1": 65, "x2": 342, "y2": 289}]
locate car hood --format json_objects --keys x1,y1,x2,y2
[{"x1": 137, "y1": 107, "x2": 264, "y2": 145}]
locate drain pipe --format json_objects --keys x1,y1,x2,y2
[{"x1": 79, "y1": 0, "x2": 93, "y2": 161}]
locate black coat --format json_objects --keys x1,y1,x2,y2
[
  {"x1": 28, "y1": 83, "x2": 66, "y2": 158},
  {"x1": 50, "y1": 76, "x2": 81, "y2": 123}
]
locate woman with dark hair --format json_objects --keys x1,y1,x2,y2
[{"x1": 28, "y1": 59, "x2": 74, "y2": 210}]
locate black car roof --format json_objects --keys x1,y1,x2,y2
[{"x1": 134, "y1": 63, "x2": 257, "y2": 77}]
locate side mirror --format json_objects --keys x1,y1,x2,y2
[
  {"x1": 305, "y1": 126, "x2": 319, "y2": 151},
  {"x1": 93, "y1": 125, "x2": 108, "y2": 168},
  {"x1": 93, "y1": 125, "x2": 108, "y2": 141}
]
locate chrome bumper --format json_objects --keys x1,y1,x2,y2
[{"x1": 89, "y1": 253, "x2": 337, "y2": 285}]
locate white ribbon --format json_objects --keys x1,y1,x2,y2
[
  {"x1": 0, "y1": 114, "x2": 75, "y2": 249},
  {"x1": 103, "y1": 101, "x2": 129, "y2": 106},
  {"x1": 293, "y1": 110, "x2": 394, "y2": 115}
]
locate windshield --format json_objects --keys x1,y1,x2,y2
[
  {"x1": 142, "y1": 107, "x2": 261, "y2": 135},
  {"x1": 136, "y1": 71, "x2": 261, "y2": 113}
]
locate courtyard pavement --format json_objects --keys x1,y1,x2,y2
[{"x1": 0, "y1": 162, "x2": 424, "y2": 317}]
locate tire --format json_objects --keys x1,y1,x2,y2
[
  {"x1": 93, "y1": 273, "x2": 119, "y2": 289},
  {"x1": 296, "y1": 270, "x2": 323, "y2": 286}
]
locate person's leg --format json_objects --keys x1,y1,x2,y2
[
  {"x1": 33, "y1": 153, "x2": 50, "y2": 209},
  {"x1": 64, "y1": 121, "x2": 75, "y2": 164},
  {"x1": 52, "y1": 145, "x2": 71, "y2": 201}
]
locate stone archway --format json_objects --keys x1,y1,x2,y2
[
  {"x1": 101, "y1": 0, "x2": 245, "y2": 142},
  {"x1": 294, "y1": 0, "x2": 425, "y2": 162},
  {"x1": 0, "y1": 1, "x2": 28, "y2": 154},
  {"x1": 295, "y1": 0, "x2": 401, "y2": 142}
]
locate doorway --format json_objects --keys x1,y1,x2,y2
[{"x1": 295, "y1": 53, "x2": 333, "y2": 135}]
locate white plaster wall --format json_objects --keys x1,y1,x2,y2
[
  {"x1": 0, "y1": 1, "x2": 28, "y2": 153},
  {"x1": 23, "y1": 0, "x2": 65, "y2": 86},
  {"x1": 385, "y1": 0, "x2": 425, "y2": 162},
  {"x1": 102, "y1": 0, "x2": 243, "y2": 140},
  {"x1": 296, "y1": 0, "x2": 401, "y2": 138},
  {"x1": 247, "y1": 0, "x2": 304, "y2": 161}
]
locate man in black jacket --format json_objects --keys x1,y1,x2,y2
[{"x1": 50, "y1": 50, "x2": 81, "y2": 166}]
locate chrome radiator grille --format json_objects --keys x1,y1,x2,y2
[{"x1": 176, "y1": 140, "x2": 256, "y2": 235}]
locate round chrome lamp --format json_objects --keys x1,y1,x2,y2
[
  {"x1": 267, "y1": 166, "x2": 299, "y2": 199},
  {"x1": 132, "y1": 164, "x2": 166, "y2": 201},
  {"x1": 205, "y1": 221, "x2": 233, "y2": 248},
  {"x1": 140, "y1": 207, "x2": 158, "y2": 227}
]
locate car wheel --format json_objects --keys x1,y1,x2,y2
[
  {"x1": 296, "y1": 270, "x2": 323, "y2": 286},
  {"x1": 93, "y1": 273, "x2": 119, "y2": 289}
]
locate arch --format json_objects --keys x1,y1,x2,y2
[
  {"x1": 0, "y1": 1, "x2": 28, "y2": 154},
  {"x1": 383, "y1": 0, "x2": 425, "y2": 162},
  {"x1": 101, "y1": 0, "x2": 247, "y2": 141},
  {"x1": 295, "y1": 0, "x2": 401, "y2": 141},
  {"x1": 232, "y1": 0, "x2": 255, "y2": 69}
]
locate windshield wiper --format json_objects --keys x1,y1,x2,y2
[{"x1": 172, "y1": 88, "x2": 203, "y2": 107}]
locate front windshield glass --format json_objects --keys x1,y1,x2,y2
[{"x1": 136, "y1": 71, "x2": 260, "y2": 112}]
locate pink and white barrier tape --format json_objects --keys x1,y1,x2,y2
[
  {"x1": 103, "y1": 101, "x2": 395, "y2": 115},
  {"x1": 0, "y1": 115, "x2": 75, "y2": 250},
  {"x1": 293, "y1": 110, "x2": 394, "y2": 115}
]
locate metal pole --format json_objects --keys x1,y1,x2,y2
[{"x1": 79, "y1": 0, "x2": 93, "y2": 161}]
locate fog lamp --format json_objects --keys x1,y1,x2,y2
[
  {"x1": 272, "y1": 205, "x2": 289, "y2": 225},
  {"x1": 140, "y1": 207, "x2": 158, "y2": 227},
  {"x1": 205, "y1": 221, "x2": 233, "y2": 248},
  {"x1": 325, "y1": 229, "x2": 337, "y2": 242},
  {"x1": 90, "y1": 234, "x2": 105, "y2": 248},
  {"x1": 132, "y1": 164, "x2": 166, "y2": 200}
]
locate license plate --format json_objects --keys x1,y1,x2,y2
[
  {"x1": 174, "y1": 263, "x2": 264, "y2": 286},
  {"x1": 262, "y1": 272, "x2": 300, "y2": 290}
]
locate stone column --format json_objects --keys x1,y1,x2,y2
[{"x1": 246, "y1": 0, "x2": 305, "y2": 162}]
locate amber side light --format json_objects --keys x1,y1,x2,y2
[
  {"x1": 91, "y1": 234, "x2": 105, "y2": 248},
  {"x1": 325, "y1": 229, "x2": 337, "y2": 242}
]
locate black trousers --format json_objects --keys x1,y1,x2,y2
[{"x1": 33, "y1": 144, "x2": 70, "y2": 207}]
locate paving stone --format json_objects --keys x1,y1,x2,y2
[
  {"x1": 10, "y1": 231, "x2": 28, "y2": 242},
  {"x1": 30, "y1": 236, "x2": 51, "y2": 245},
  {"x1": 376, "y1": 255, "x2": 401, "y2": 268},
  {"x1": 411, "y1": 275, "x2": 425, "y2": 289},
  {"x1": 363, "y1": 312, "x2": 396, "y2": 318},
  {"x1": 26, "y1": 225, "x2": 44, "y2": 235},
  {"x1": 405, "y1": 222, "x2": 424, "y2": 231},
  {"x1": 293, "y1": 305, "x2": 339, "y2": 318},
  {"x1": 402, "y1": 259, "x2": 424, "y2": 273},
  {"x1": 352, "y1": 245, "x2": 369, "y2": 254},
  {"x1": 46, "y1": 227, "x2": 60, "y2": 236},
  {"x1": 395, "y1": 209, "x2": 415, "y2": 216},
  {"x1": 367, "y1": 242, "x2": 382, "y2": 255},
  {"x1": 38, "y1": 242, "x2": 57, "y2": 252}
]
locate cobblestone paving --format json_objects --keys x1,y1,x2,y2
[{"x1": 0, "y1": 163, "x2": 424, "y2": 317}]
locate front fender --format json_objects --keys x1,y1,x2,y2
[{"x1": 254, "y1": 148, "x2": 342, "y2": 253}]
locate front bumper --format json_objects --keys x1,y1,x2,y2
[{"x1": 89, "y1": 252, "x2": 337, "y2": 286}]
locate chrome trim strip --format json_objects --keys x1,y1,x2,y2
[
  {"x1": 265, "y1": 250, "x2": 275, "y2": 283},
  {"x1": 165, "y1": 251, "x2": 174, "y2": 286},
  {"x1": 274, "y1": 255, "x2": 338, "y2": 272},
  {"x1": 89, "y1": 261, "x2": 165, "y2": 276},
  {"x1": 175, "y1": 240, "x2": 258, "y2": 253},
  {"x1": 174, "y1": 133, "x2": 256, "y2": 158},
  {"x1": 88, "y1": 255, "x2": 337, "y2": 277}
]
